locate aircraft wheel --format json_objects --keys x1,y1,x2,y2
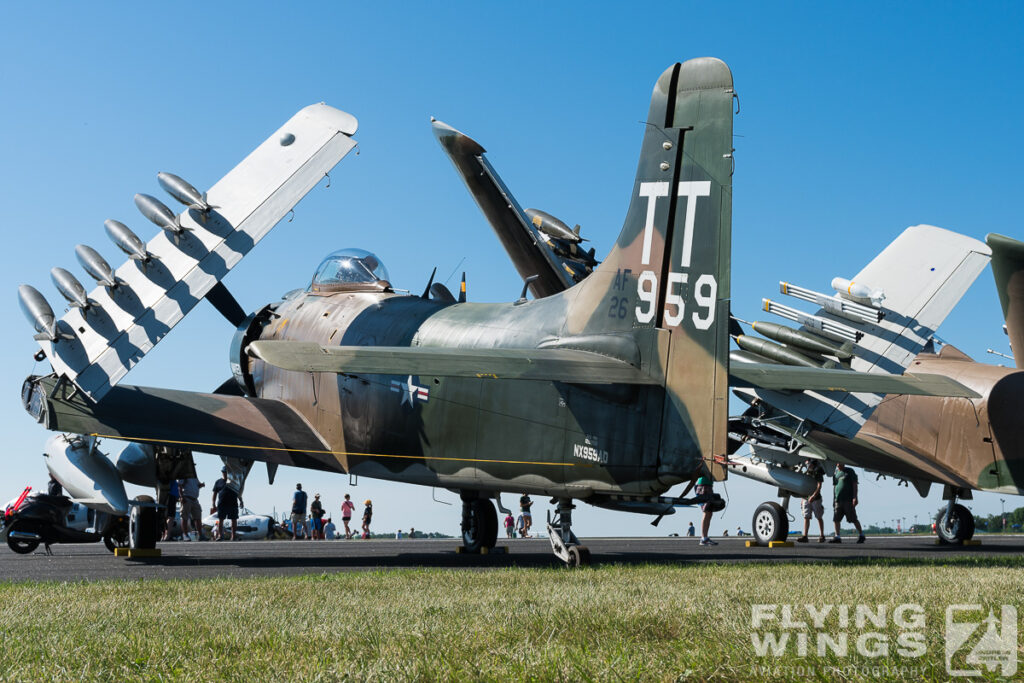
[
  {"x1": 481, "y1": 500, "x2": 498, "y2": 550},
  {"x1": 752, "y1": 502, "x2": 788, "y2": 545},
  {"x1": 462, "y1": 499, "x2": 497, "y2": 553},
  {"x1": 6, "y1": 524, "x2": 40, "y2": 554},
  {"x1": 129, "y1": 495, "x2": 160, "y2": 550},
  {"x1": 103, "y1": 523, "x2": 130, "y2": 553},
  {"x1": 573, "y1": 545, "x2": 591, "y2": 567},
  {"x1": 936, "y1": 504, "x2": 974, "y2": 545}
]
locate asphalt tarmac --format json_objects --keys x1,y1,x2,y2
[{"x1": 1, "y1": 535, "x2": 1021, "y2": 582}]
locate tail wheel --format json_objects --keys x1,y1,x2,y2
[
  {"x1": 567, "y1": 545, "x2": 591, "y2": 568},
  {"x1": 752, "y1": 502, "x2": 788, "y2": 544},
  {"x1": 936, "y1": 504, "x2": 975, "y2": 545},
  {"x1": 6, "y1": 523, "x2": 40, "y2": 554}
]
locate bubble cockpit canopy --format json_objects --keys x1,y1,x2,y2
[{"x1": 311, "y1": 248, "x2": 391, "y2": 292}]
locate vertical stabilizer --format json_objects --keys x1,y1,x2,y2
[{"x1": 563, "y1": 58, "x2": 735, "y2": 481}]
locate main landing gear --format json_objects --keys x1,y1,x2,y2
[
  {"x1": 936, "y1": 487, "x2": 975, "y2": 545},
  {"x1": 751, "y1": 494, "x2": 791, "y2": 545},
  {"x1": 460, "y1": 493, "x2": 498, "y2": 553},
  {"x1": 547, "y1": 498, "x2": 590, "y2": 567}
]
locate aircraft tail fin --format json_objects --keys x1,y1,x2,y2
[
  {"x1": 562, "y1": 58, "x2": 735, "y2": 480},
  {"x1": 987, "y1": 233, "x2": 1024, "y2": 368}
]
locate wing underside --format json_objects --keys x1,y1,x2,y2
[{"x1": 730, "y1": 363, "x2": 979, "y2": 398}]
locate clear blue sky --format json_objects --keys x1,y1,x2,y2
[{"x1": 2, "y1": 4, "x2": 1022, "y2": 538}]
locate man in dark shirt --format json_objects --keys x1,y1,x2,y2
[
  {"x1": 361, "y1": 499, "x2": 373, "y2": 538},
  {"x1": 829, "y1": 463, "x2": 865, "y2": 543},
  {"x1": 212, "y1": 467, "x2": 240, "y2": 541},
  {"x1": 310, "y1": 494, "x2": 325, "y2": 540},
  {"x1": 291, "y1": 484, "x2": 309, "y2": 540}
]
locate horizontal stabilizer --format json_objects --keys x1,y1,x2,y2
[
  {"x1": 38, "y1": 105, "x2": 359, "y2": 403},
  {"x1": 248, "y1": 340, "x2": 659, "y2": 385},
  {"x1": 730, "y1": 363, "x2": 979, "y2": 398}
]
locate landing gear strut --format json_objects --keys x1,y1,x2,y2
[
  {"x1": 460, "y1": 494, "x2": 497, "y2": 553},
  {"x1": 546, "y1": 498, "x2": 590, "y2": 567},
  {"x1": 936, "y1": 488, "x2": 975, "y2": 545}
]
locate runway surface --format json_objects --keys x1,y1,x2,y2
[{"x1": 1, "y1": 535, "x2": 1021, "y2": 582}]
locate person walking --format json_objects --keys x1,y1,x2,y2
[
  {"x1": 796, "y1": 460, "x2": 826, "y2": 543},
  {"x1": 161, "y1": 478, "x2": 180, "y2": 542},
  {"x1": 178, "y1": 476, "x2": 204, "y2": 541},
  {"x1": 291, "y1": 483, "x2": 309, "y2": 540},
  {"x1": 829, "y1": 463, "x2": 865, "y2": 543},
  {"x1": 681, "y1": 471, "x2": 716, "y2": 546},
  {"x1": 341, "y1": 494, "x2": 356, "y2": 539},
  {"x1": 361, "y1": 499, "x2": 373, "y2": 538},
  {"x1": 519, "y1": 494, "x2": 533, "y2": 535},
  {"x1": 504, "y1": 513, "x2": 515, "y2": 538}
]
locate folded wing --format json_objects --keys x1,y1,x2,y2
[{"x1": 39, "y1": 105, "x2": 359, "y2": 403}]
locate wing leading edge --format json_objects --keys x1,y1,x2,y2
[{"x1": 248, "y1": 340, "x2": 659, "y2": 384}]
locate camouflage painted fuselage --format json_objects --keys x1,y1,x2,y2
[{"x1": 249, "y1": 287, "x2": 671, "y2": 498}]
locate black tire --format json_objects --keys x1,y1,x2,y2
[
  {"x1": 936, "y1": 504, "x2": 974, "y2": 545},
  {"x1": 752, "y1": 502, "x2": 788, "y2": 544},
  {"x1": 103, "y1": 521, "x2": 130, "y2": 553},
  {"x1": 479, "y1": 500, "x2": 498, "y2": 550},
  {"x1": 130, "y1": 495, "x2": 160, "y2": 549},
  {"x1": 576, "y1": 545, "x2": 591, "y2": 566},
  {"x1": 6, "y1": 523, "x2": 40, "y2": 554},
  {"x1": 567, "y1": 545, "x2": 582, "y2": 567},
  {"x1": 462, "y1": 499, "x2": 498, "y2": 553}
]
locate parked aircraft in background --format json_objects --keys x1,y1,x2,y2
[{"x1": 726, "y1": 232, "x2": 1024, "y2": 545}]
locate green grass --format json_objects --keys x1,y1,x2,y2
[{"x1": 1, "y1": 558, "x2": 1022, "y2": 681}]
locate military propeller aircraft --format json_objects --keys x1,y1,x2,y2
[
  {"x1": 725, "y1": 232, "x2": 1024, "y2": 546},
  {"x1": 17, "y1": 58, "x2": 981, "y2": 565}
]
